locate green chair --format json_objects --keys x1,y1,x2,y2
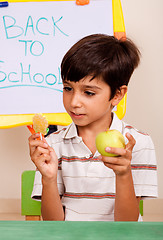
[
  {"x1": 21, "y1": 170, "x2": 41, "y2": 220},
  {"x1": 21, "y1": 170, "x2": 143, "y2": 220},
  {"x1": 139, "y1": 199, "x2": 143, "y2": 216}
]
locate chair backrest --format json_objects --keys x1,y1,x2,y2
[
  {"x1": 21, "y1": 170, "x2": 41, "y2": 220},
  {"x1": 21, "y1": 170, "x2": 143, "y2": 220},
  {"x1": 139, "y1": 199, "x2": 143, "y2": 216}
]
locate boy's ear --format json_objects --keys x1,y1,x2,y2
[{"x1": 111, "y1": 85, "x2": 128, "y2": 106}]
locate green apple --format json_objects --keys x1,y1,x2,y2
[{"x1": 95, "y1": 129, "x2": 125, "y2": 157}]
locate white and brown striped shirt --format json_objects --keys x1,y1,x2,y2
[{"x1": 32, "y1": 113, "x2": 158, "y2": 221}]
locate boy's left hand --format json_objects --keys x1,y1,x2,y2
[{"x1": 99, "y1": 133, "x2": 136, "y2": 176}]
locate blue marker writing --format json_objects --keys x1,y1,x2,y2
[{"x1": 0, "y1": 1, "x2": 8, "y2": 7}]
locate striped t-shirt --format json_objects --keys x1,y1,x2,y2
[{"x1": 31, "y1": 112, "x2": 158, "y2": 221}]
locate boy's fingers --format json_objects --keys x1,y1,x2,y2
[
  {"x1": 31, "y1": 151, "x2": 51, "y2": 165},
  {"x1": 42, "y1": 137, "x2": 49, "y2": 145},
  {"x1": 125, "y1": 133, "x2": 136, "y2": 151},
  {"x1": 104, "y1": 146, "x2": 126, "y2": 157},
  {"x1": 48, "y1": 146, "x2": 58, "y2": 161},
  {"x1": 102, "y1": 155, "x2": 123, "y2": 165},
  {"x1": 29, "y1": 139, "x2": 48, "y2": 148},
  {"x1": 28, "y1": 133, "x2": 41, "y2": 141},
  {"x1": 35, "y1": 146, "x2": 50, "y2": 155},
  {"x1": 29, "y1": 138, "x2": 49, "y2": 157}
]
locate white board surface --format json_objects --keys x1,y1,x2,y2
[{"x1": 0, "y1": 0, "x2": 113, "y2": 114}]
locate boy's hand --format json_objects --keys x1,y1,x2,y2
[
  {"x1": 99, "y1": 133, "x2": 136, "y2": 176},
  {"x1": 28, "y1": 133, "x2": 58, "y2": 182}
]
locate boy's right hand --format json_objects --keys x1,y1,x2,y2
[{"x1": 28, "y1": 133, "x2": 58, "y2": 182}]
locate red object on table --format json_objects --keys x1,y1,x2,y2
[
  {"x1": 76, "y1": 0, "x2": 90, "y2": 6},
  {"x1": 27, "y1": 125, "x2": 43, "y2": 140}
]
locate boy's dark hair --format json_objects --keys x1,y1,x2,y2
[{"x1": 61, "y1": 34, "x2": 140, "y2": 99}]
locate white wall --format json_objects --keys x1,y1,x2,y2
[
  {"x1": 0, "y1": 0, "x2": 162, "y2": 210},
  {"x1": 121, "y1": 0, "x2": 163, "y2": 198},
  {"x1": 0, "y1": 126, "x2": 34, "y2": 199}
]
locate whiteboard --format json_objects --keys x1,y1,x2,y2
[{"x1": 0, "y1": 0, "x2": 113, "y2": 115}]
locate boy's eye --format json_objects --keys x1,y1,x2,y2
[
  {"x1": 63, "y1": 86, "x2": 72, "y2": 92},
  {"x1": 85, "y1": 91, "x2": 95, "y2": 96}
]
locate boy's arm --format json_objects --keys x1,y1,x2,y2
[
  {"x1": 100, "y1": 133, "x2": 140, "y2": 221},
  {"x1": 29, "y1": 133, "x2": 65, "y2": 221},
  {"x1": 114, "y1": 171, "x2": 140, "y2": 221},
  {"x1": 41, "y1": 178, "x2": 64, "y2": 221}
]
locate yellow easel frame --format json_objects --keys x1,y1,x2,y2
[{"x1": 0, "y1": 0, "x2": 126, "y2": 128}]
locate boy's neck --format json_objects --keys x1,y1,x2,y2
[
  {"x1": 76, "y1": 113, "x2": 113, "y2": 155},
  {"x1": 77, "y1": 112, "x2": 113, "y2": 134}
]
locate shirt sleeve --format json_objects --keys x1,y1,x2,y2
[
  {"x1": 31, "y1": 168, "x2": 64, "y2": 201},
  {"x1": 31, "y1": 170, "x2": 42, "y2": 201},
  {"x1": 131, "y1": 134, "x2": 158, "y2": 199}
]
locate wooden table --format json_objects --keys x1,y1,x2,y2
[{"x1": 0, "y1": 221, "x2": 163, "y2": 240}]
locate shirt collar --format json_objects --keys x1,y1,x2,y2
[
  {"x1": 110, "y1": 112, "x2": 123, "y2": 133},
  {"x1": 62, "y1": 112, "x2": 123, "y2": 140},
  {"x1": 62, "y1": 122, "x2": 79, "y2": 139}
]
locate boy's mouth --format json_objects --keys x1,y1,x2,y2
[{"x1": 70, "y1": 111, "x2": 85, "y2": 118}]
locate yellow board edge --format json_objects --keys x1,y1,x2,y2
[
  {"x1": 115, "y1": 93, "x2": 127, "y2": 120},
  {"x1": 0, "y1": 113, "x2": 72, "y2": 129},
  {"x1": 0, "y1": 0, "x2": 126, "y2": 128},
  {"x1": 112, "y1": 0, "x2": 125, "y2": 33},
  {"x1": 113, "y1": 0, "x2": 126, "y2": 120}
]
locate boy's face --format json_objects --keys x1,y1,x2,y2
[{"x1": 63, "y1": 76, "x2": 115, "y2": 128}]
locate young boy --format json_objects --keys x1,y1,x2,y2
[{"x1": 29, "y1": 34, "x2": 158, "y2": 221}]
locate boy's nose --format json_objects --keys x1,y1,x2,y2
[{"x1": 71, "y1": 93, "x2": 82, "y2": 108}]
